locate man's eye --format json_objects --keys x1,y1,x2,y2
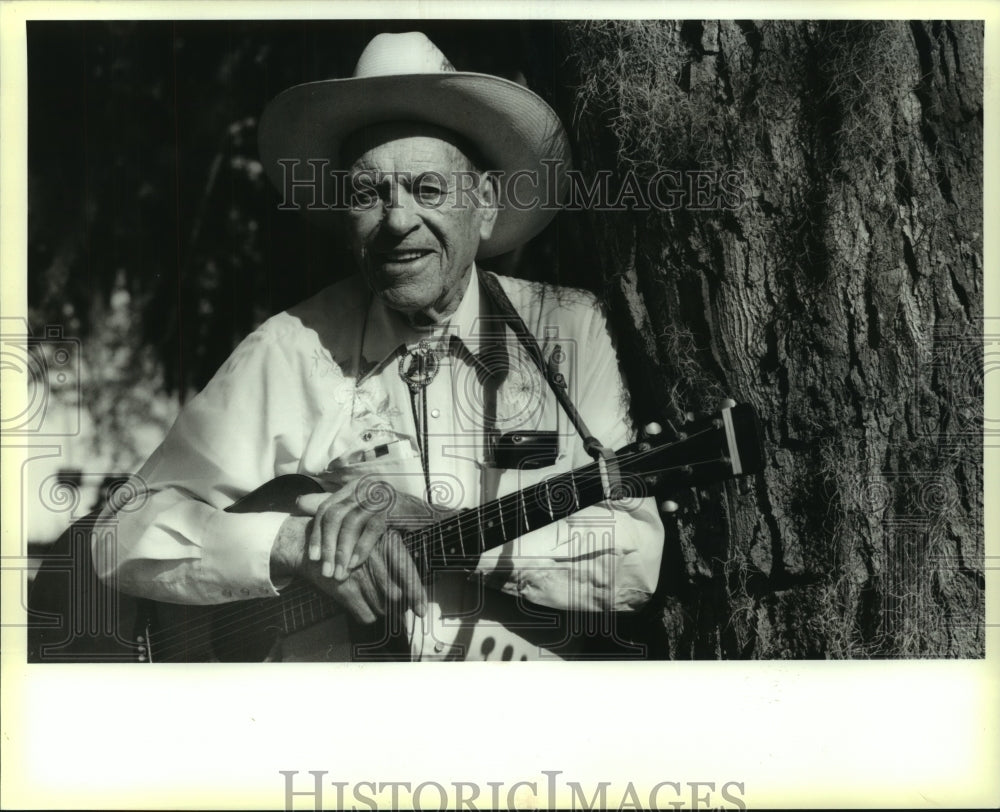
[
  {"x1": 413, "y1": 176, "x2": 447, "y2": 205},
  {"x1": 350, "y1": 189, "x2": 378, "y2": 209}
]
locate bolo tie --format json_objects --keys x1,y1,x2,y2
[{"x1": 397, "y1": 338, "x2": 445, "y2": 501}]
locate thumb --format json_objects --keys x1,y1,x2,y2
[{"x1": 295, "y1": 493, "x2": 330, "y2": 515}]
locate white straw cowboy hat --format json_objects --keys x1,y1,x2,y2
[{"x1": 258, "y1": 31, "x2": 571, "y2": 258}]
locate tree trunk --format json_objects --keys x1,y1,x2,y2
[{"x1": 554, "y1": 20, "x2": 983, "y2": 658}]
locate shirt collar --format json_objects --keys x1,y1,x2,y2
[{"x1": 359, "y1": 263, "x2": 483, "y2": 377}]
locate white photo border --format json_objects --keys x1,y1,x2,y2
[{"x1": 1, "y1": 1, "x2": 997, "y2": 809}]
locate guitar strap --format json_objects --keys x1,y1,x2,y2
[{"x1": 477, "y1": 268, "x2": 623, "y2": 500}]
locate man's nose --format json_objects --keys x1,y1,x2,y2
[{"x1": 381, "y1": 190, "x2": 421, "y2": 235}]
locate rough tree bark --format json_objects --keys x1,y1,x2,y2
[{"x1": 550, "y1": 20, "x2": 983, "y2": 658}]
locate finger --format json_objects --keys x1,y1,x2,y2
[
  {"x1": 338, "y1": 580, "x2": 378, "y2": 625},
  {"x1": 315, "y1": 500, "x2": 350, "y2": 578},
  {"x1": 333, "y1": 505, "x2": 372, "y2": 581},
  {"x1": 385, "y1": 531, "x2": 427, "y2": 617},
  {"x1": 353, "y1": 560, "x2": 385, "y2": 618},
  {"x1": 365, "y1": 546, "x2": 402, "y2": 612},
  {"x1": 296, "y1": 493, "x2": 329, "y2": 515},
  {"x1": 306, "y1": 515, "x2": 323, "y2": 564},
  {"x1": 348, "y1": 517, "x2": 386, "y2": 573},
  {"x1": 296, "y1": 489, "x2": 351, "y2": 516},
  {"x1": 302, "y1": 492, "x2": 351, "y2": 565},
  {"x1": 660, "y1": 499, "x2": 679, "y2": 513},
  {"x1": 643, "y1": 421, "x2": 662, "y2": 436}
]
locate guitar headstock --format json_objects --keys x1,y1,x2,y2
[{"x1": 621, "y1": 403, "x2": 765, "y2": 494}]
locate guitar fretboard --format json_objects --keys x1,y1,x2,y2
[
  {"x1": 401, "y1": 461, "x2": 609, "y2": 572},
  {"x1": 275, "y1": 580, "x2": 338, "y2": 631}
]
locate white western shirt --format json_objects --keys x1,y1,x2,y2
[{"x1": 95, "y1": 269, "x2": 664, "y2": 657}]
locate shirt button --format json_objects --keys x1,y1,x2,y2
[{"x1": 430, "y1": 408, "x2": 441, "y2": 418}]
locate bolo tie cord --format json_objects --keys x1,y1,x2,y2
[
  {"x1": 400, "y1": 344, "x2": 436, "y2": 504},
  {"x1": 418, "y1": 380, "x2": 431, "y2": 502}
]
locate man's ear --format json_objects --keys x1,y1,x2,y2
[{"x1": 477, "y1": 171, "x2": 499, "y2": 241}]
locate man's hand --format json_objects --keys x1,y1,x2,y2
[
  {"x1": 271, "y1": 484, "x2": 432, "y2": 623},
  {"x1": 307, "y1": 527, "x2": 427, "y2": 625}
]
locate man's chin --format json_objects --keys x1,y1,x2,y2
[{"x1": 376, "y1": 286, "x2": 440, "y2": 320}]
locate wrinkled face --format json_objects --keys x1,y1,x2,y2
[{"x1": 342, "y1": 122, "x2": 497, "y2": 326}]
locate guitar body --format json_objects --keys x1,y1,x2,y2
[
  {"x1": 143, "y1": 596, "x2": 293, "y2": 662},
  {"x1": 144, "y1": 567, "x2": 578, "y2": 662},
  {"x1": 145, "y1": 474, "x2": 346, "y2": 662},
  {"x1": 146, "y1": 573, "x2": 596, "y2": 662},
  {"x1": 144, "y1": 474, "x2": 560, "y2": 662}
]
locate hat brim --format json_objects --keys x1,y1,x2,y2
[{"x1": 258, "y1": 72, "x2": 571, "y2": 258}]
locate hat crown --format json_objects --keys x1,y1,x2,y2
[{"x1": 352, "y1": 32, "x2": 456, "y2": 78}]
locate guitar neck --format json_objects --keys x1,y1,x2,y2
[
  {"x1": 401, "y1": 403, "x2": 763, "y2": 573},
  {"x1": 401, "y1": 461, "x2": 607, "y2": 573},
  {"x1": 221, "y1": 404, "x2": 763, "y2": 640}
]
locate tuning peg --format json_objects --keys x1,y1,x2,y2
[
  {"x1": 642, "y1": 421, "x2": 662, "y2": 436},
  {"x1": 720, "y1": 397, "x2": 737, "y2": 410},
  {"x1": 660, "y1": 499, "x2": 679, "y2": 514}
]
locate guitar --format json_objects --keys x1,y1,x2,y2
[{"x1": 137, "y1": 403, "x2": 764, "y2": 662}]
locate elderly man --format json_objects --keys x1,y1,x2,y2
[{"x1": 95, "y1": 32, "x2": 664, "y2": 661}]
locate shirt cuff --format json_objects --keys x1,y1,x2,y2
[
  {"x1": 472, "y1": 499, "x2": 662, "y2": 611},
  {"x1": 201, "y1": 509, "x2": 290, "y2": 600}
]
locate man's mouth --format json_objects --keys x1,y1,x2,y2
[{"x1": 376, "y1": 248, "x2": 434, "y2": 265}]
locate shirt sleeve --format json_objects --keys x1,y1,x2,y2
[
  {"x1": 92, "y1": 328, "x2": 309, "y2": 604},
  {"x1": 474, "y1": 299, "x2": 665, "y2": 612}
]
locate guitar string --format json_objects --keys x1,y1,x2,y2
[
  {"x1": 144, "y1": 471, "x2": 693, "y2": 656},
  {"x1": 149, "y1": 582, "x2": 333, "y2": 660},
  {"x1": 396, "y1": 428, "x2": 728, "y2": 563},
  {"x1": 144, "y1": 441, "x2": 729, "y2": 657},
  {"x1": 144, "y1": 441, "x2": 731, "y2": 656},
  {"x1": 146, "y1": 445, "x2": 730, "y2": 658}
]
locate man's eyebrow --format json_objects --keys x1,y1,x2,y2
[
  {"x1": 348, "y1": 169, "x2": 458, "y2": 185},
  {"x1": 349, "y1": 169, "x2": 415, "y2": 181}
]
